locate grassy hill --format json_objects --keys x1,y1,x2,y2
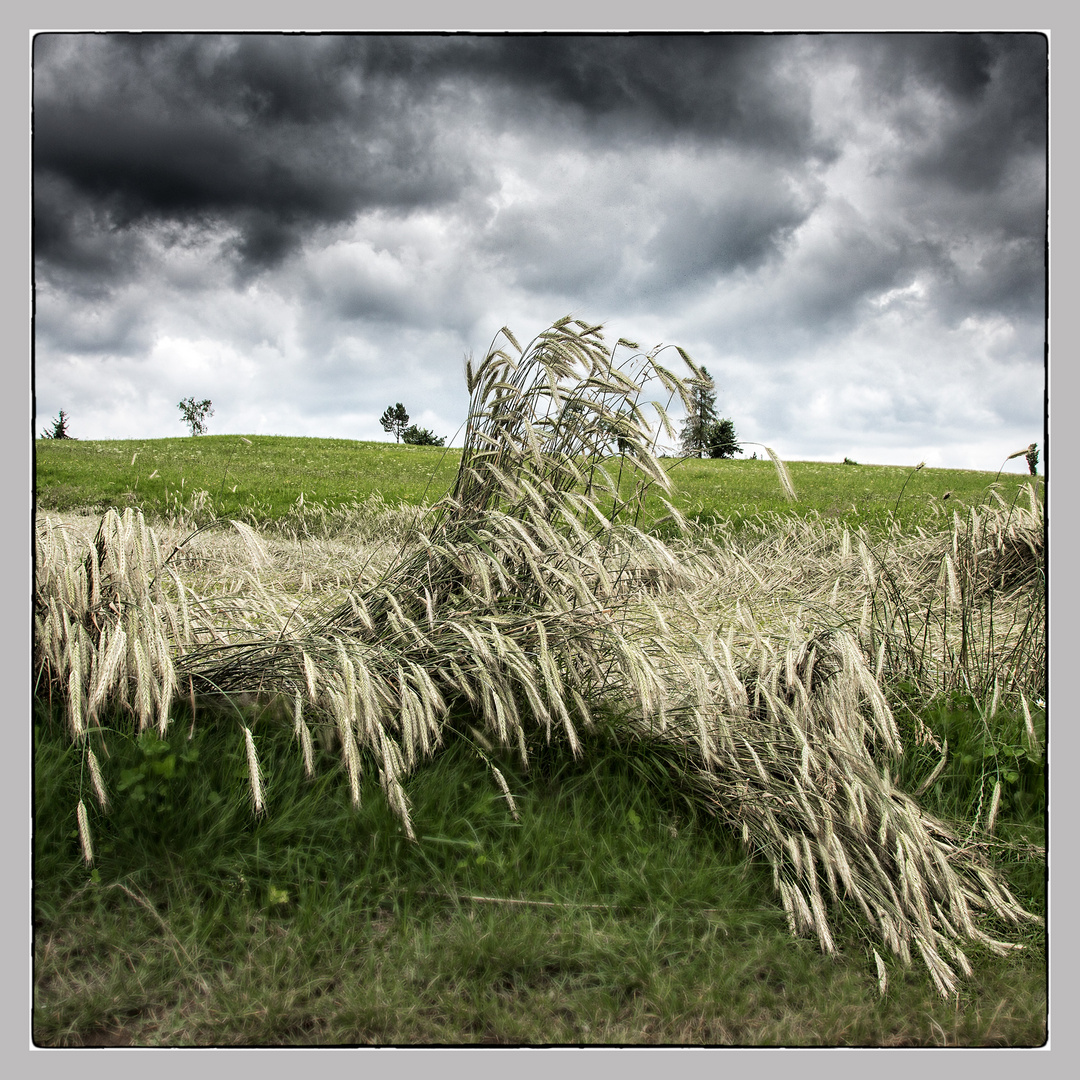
[{"x1": 35, "y1": 433, "x2": 1037, "y2": 534}]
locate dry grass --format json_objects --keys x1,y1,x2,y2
[
  {"x1": 687, "y1": 484, "x2": 1044, "y2": 709},
  {"x1": 34, "y1": 316, "x2": 1044, "y2": 998}
]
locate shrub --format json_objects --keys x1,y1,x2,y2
[
  {"x1": 401, "y1": 424, "x2": 446, "y2": 447},
  {"x1": 705, "y1": 418, "x2": 742, "y2": 459}
]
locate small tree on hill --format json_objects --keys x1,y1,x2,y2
[
  {"x1": 704, "y1": 418, "x2": 742, "y2": 459},
  {"x1": 179, "y1": 397, "x2": 214, "y2": 436},
  {"x1": 401, "y1": 424, "x2": 446, "y2": 447},
  {"x1": 380, "y1": 403, "x2": 410, "y2": 442},
  {"x1": 1025, "y1": 443, "x2": 1039, "y2": 476},
  {"x1": 679, "y1": 368, "x2": 720, "y2": 458},
  {"x1": 41, "y1": 409, "x2": 74, "y2": 439}
]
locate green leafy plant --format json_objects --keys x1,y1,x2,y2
[{"x1": 113, "y1": 730, "x2": 202, "y2": 816}]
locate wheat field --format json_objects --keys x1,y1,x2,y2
[{"x1": 34, "y1": 317, "x2": 1045, "y2": 999}]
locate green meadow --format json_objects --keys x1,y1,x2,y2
[
  {"x1": 35, "y1": 435, "x2": 461, "y2": 521},
  {"x1": 35, "y1": 432, "x2": 1033, "y2": 533},
  {"x1": 33, "y1": 328, "x2": 1045, "y2": 1047}
]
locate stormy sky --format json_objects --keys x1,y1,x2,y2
[{"x1": 32, "y1": 32, "x2": 1047, "y2": 470}]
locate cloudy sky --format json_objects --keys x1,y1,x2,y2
[{"x1": 32, "y1": 31, "x2": 1047, "y2": 470}]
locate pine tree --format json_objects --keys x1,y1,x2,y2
[
  {"x1": 679, "y1": 369, "x2": 720, "y2": 457},
  {"x1": 41, "y1": 409, "x2": 74, "y2": 439},
  {"x1": 380, "y1": 403, "x2": 410, "y2": 442}
]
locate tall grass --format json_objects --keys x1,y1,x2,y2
[{"x1": 34, "y1": 316, "x2": 1044, "y2": 998}]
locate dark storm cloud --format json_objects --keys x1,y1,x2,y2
[
  {"x1": 642, "y1": 167, "x2": 815, "y2": 287},
  {"x1": 33, "y1": 174, "x2": 148, "y2": 291},
  {"x1": 33, "y1": 33, "x2": 835, "y2": 286},
  {"x1": 33, "y1": 34, "x2": 487, "y2": 280},
  {"x1": 687, "y1": 33, "x2": 1048, "y2": 353},
  {"x1": 832, "y1": 32, "x2": 1046, "y2": 199},
  {"x1": 453, "y1": 34, "x2": 831, "y2": 154},
  {"x1": 884, "y1": 35, "x2": 1047, "y2": 333},
  {"x1": 850, "y1": 34, "x2": 1045, "y2": 182}
]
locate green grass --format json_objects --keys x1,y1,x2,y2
[
  {"x1": 33, "y1": 708, "x2": 1046, "y2": 1046},
  {"x1": 669, "y1": 456, "x2": 1038, "y2": 533},
  {"x1": 35, "y1": 434, "x2": 1039, "y2": 534},
  {"x1": 34, "y1": 435, "x2": 461, "y2": 522},
  {"x1": 33, "y1": 429, "x2": 1046, "y2": 1046}
]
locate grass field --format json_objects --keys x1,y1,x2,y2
[
  {"x1": 34, "y1": 435, "x2": 460, "y2": 522},
  {"x1": 35, "y1": 433, "x2": 1035, "y2": 534},
  {"x1": 32, "y1": 328, "x2": 1045, "y2": 1046},
  {"x1": 34, "y1": 708, "x2": 1045, "y2": 1046}
]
